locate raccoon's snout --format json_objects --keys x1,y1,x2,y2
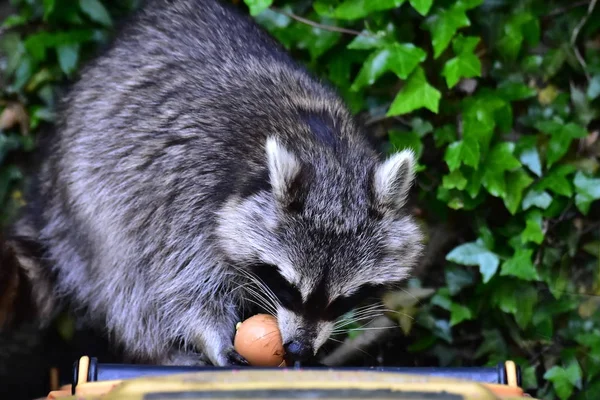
[{"x1": 283, "y1": 339, "x2": 313, "y2": 363}]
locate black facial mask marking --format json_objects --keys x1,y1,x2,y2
[
  {"x1": 249, "y1": 264, "x2": 387, "y2": 323},
  {"x1": 249, "y1": 264, "x2": 303, "y2": 312},
  {"x1": 322, "y1": 283, "x2": 387, "y2": 321}
]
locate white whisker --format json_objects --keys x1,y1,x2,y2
[
  {"x1": 334, "y1": 314, "x2": 385, "y2": 329},
  {"x1": 234, "y1": 266, "x2": 280, "y2": 308},
  {"x1": 243, "y1": 287, "x2": 278, "y2": 315},
  {"x1": 243, "y1": 298, "x2": 276, "y2": 317},
  {"x1": 332, "y1": 326, "x2": 398, "y2": 334}
]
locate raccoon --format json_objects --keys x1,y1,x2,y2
[{"x1": 3, "y1": 0, "x2": 424, "y2": 366}]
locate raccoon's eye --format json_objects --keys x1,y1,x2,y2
[
  {"x1": 249, "y1": 264, "x2": 302, "y2": 312},
  {"x1": 324, "y1": 284, "x2": 386, "y2": 321}
]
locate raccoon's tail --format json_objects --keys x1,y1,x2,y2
[{"x1": 0, "y1": 227, "x2": 58, "y2": 331}]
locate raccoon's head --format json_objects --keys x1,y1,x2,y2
[{"x1": 215, "y1": 136, "x2": 423, "y2": 364}]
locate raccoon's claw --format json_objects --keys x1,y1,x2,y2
[{"x1": 225, "y1": 348, "x2": 250, "y2": 366}]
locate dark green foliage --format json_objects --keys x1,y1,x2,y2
[
  {"x1": 1, "y1": 1, "x2": 600, "y2": 399},
  {"x1": 0, "y1": 0, "x2": 139, "y2": 224}
]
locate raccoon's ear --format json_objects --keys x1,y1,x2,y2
[
  {"x1": 372, "y1": 149, "x2": 416, "y2": 213},
  {"x1": 265, "y1": 137, "x2": 307, "y2": 211}
]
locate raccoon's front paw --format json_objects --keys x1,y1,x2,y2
[{"x1": 224, "y1": 347, "x2": 250, "y2": 366}]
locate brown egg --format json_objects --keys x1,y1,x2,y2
[{"x1": 234, "y1": 314, "x2": 286, "y2": 367}]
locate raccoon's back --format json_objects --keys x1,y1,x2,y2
[
  {"x1": 49, "y1": 0, "x2": 344, "y2": 208},
  {"x1": 30, "y1": 0, "x2": 350, "y2": 282}
]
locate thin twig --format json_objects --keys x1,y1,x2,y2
[
  {"x1": 364, "y1": 114, "x2": 411, "y2": 127},
  {"x1": 570, "y1": 0, "x2": 598, "y2": 82},
  {"x1": 319, "y1": 316, "x2": 398, "y2": 366},
  {"x1": 364, "y1": 114, "x2": 390, "y2": 127},
  {"x1": 545, "y1": 1, "x2": 590, "y2": 18},
  {"x1": 271, "y1": 7, "x2": 370, "y2": 37},
  {"x1": 546, "y1": 199, "x2": 575, "y2": 233},
  {"x1": 581, "y1": 220, "x2": 600, "y2": 235}
]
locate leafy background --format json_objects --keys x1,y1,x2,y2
[{"x1": 1, "y1": 0, "x2": 600, "y2": 399}]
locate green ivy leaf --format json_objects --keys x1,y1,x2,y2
[
  {"x1": 544, "y1": 363, "x2": 583, "y2": 400},
  {"x1": 324, "y1": 50, "x2": 367, "y2": 112},
  {"x1": 433, "y1": 125, "x2": 457, "y2": 148},
  {"x1": 573, "y1": 171, "x2": 600, "y2": 215},
  {"x1": 387, "y1": 67, "x2": 441, "y2": 115},
  {"x1": 535, "y1": 165, "x2": 576, "y2": 198},
  {"x1": 500, "y1": 248, "x2": 539, "y2": 281},
  {"x1": 518, "y1": 145, "x2": 542, "y2": 177},
  {"x1": 2, "y1": 14, "x2": 28, "y2": 29},
  {"x1": 24, "y1": 33, "x2": 49, "y2": 62},
  {"x1": 491, "y1": 279, "x2": 517, "y2": 314},
  {"x1": 13, "y1": 56, "x2": 34, "y2": 92},
  {"x1": 444, "y1": 138, "x2": 479, "y2": 171},
  {"x1": 431, "y1": 289, "x2": 452, "y2": 310},
  {"x1": 424, "y1": 1, "x2": 481, "y2": 59},
  {"x1": 482, "y1": 142, "x2": 521, "y2": 198},
  {"x1": 442, "y1": 169, "x2": 467, "y2": 190},
  {"x1": 450, "y1": 303, "x2": 473, "y2": 326},
  {"x1": 521, "y1": 210, "x2": 545, "y2": 245},
  {"x1": 496, "y1": 13, "x2": 539, "y2": 61},
  {"x1": 503, "y1": 169, "x2": 534, "y2": 215},
  {"x1": 485, "y1": 142, "x2": 521, "y2": 171},
  {"x1": 542, "y1": 47, "x2": 567, "y2": 80},
  {"x1": 587, "y1": 75, "x2": 600, "y2": 100},
  {"x1": 490, "y1": 279, "x2": 537, "y2": 328},
  {"x1": 351, "y1": 43, "x2": 426, "y2": 91},
  {"x1": 23, "y1": 30, "x2": 94, "y2": 66},
  {"x1": 254, "y1": 8, "x2": 292, "y2": 33},
  {"x1": 407, "y1": 335, "x2": 437, "y2": 352},
  {"x1": 582, "y1": 241, "x2": 600, "y2": 258},
  {"x1": 347, "y1": 29, "x2": 392, "y2": 50},
  {"x1": 461, "y1": 94, "x2": 506, "y2": 154},
  {"x1": 578, "y1": 381, "x2": 600, "y2": 400},
  {"x1": 539, "y1": 260, "x2": 572, "y2": 300},
  {"x1": 575, "y1": 333, "x2": 600, "y2": 351},
  {"x1": 474, "y1": 329, "x2": 507, "y2": 359},
  {"x1": 314, "y1": 0, "x2": 406, "y2": 20},
  {"x1": 533, "y1": 318, "x2": 553, "y2": 342},
  {"x1": 244, "y1": 0, "x2": 274, "y2": 16},
  {"x1": 294, "y1": 22, "x2": 341, "y2": 60},
  {"x1": 534, "y1": 120, "x2": 588, "y2": 168},
  {"x1": 477, "y1": 223, "x2": 495, "y2": 250},
  {"x1": 409, "y1": 0, "x2": 433, "y2": 16},
  {"x1": 411, "y1": 118, "x2": 433, "y2": 137},
  {"x1": 432, "y1": 290, "x2": 474, "y2": 327},
  {"x1": 78, "y1": 0, "x2": 112, "y2": 27},
  {"x1": 571, "y1": 83, "x2": 599, "y2": 127},
  {"x1": 522, "y1": 365, "x2": 539, "y2": 390},
  {"x1": 389, "y1": 130, "x2": 423, "y2": 158},
  {"x1": 442, "y1": 35, "x2": 481, "y2": 88},
  {"x1": 415, "y1": 313, "x2": 453, "y2": 343},
  {"x1": 347, "y1": 34, "x2": 387, "y2": 50},
  {"x1": 496, "y1": 81, "x2": 537, "y2": 102},
  {"x1": 465, "y1": 167, "x2": 484, "y2": 198},
  {"x1": 43, "y1": 0, "x2": 57, "y2": 20},
  {"x1": 446, "y1": 239, "x2": 499, "y2": 283},
  {"x1": 514, "y1": 285, "x2": 538, "y2": 328},
  {"x1": 56, "y1": 44, "x2": 79, "y2": 76},
  {"x1": 445, "y1": 266, "x2": 475, "y2": 295},
  {"x1": 458, "y1": 0, "x2": 484, "y2": 8}
]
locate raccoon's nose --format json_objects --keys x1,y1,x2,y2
[{"x1": 283, "y1": 340, "x2": 313, "y2": 362}]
